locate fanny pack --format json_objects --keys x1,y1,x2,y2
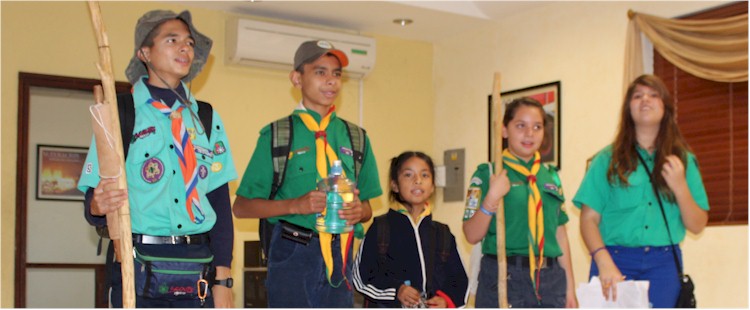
[{"x1": 133, "y1": 243, "x2": 213, "y2": 301}]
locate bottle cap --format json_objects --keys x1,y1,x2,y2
[{"x1": 331, "y1": 160, "x2": 343, "y2": 175}]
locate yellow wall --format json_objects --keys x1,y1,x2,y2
[
  {"x1": 1, "y1": 2, "x2": 433, "y2": 307},
  {"x1": 432, "y1": 1, "x2": 747, "y2": 308},
  {"x1": 3, "y1": 1, "x2": 746, "y2": 308}
]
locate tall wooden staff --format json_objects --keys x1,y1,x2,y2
[
  {"x1": 492, "y1": 72, "x2": 508, "y2": 308},
  {"x1": 87, "y1": 2, "x2": 135, "y2": 308}
]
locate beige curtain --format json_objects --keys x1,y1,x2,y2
[{"x1": 624, "y1": 9, "x2": 748, "y2": 92}]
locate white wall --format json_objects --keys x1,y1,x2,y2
[{"x1": 432, "y1": 1, "x2": 747, "y2": 308}]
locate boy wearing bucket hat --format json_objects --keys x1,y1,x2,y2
[
  {"x1": 78, "y1": 10, "x2": 237, "y2": 308},
  {"x1": 233, "y1": 40, "x2": 382, "y2": 307}
]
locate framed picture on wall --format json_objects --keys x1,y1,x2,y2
[
  {"x1": 489, "y1": 81, "x2": 561, "y2": 168},
  {"x1": 36, "y1": 144, "x2": 88, "y2": 201}
]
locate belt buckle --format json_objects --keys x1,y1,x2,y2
[
  {"x1": 539, "y1": 257, "x2": 548, "y2": 269},
  {"x1": 169, "y1": 236, "x2": 178, "y2": 244},
  {"x1": 186, "y1": 235, "x2": 191, "y2": 244}
]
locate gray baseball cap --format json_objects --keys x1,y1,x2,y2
[
  {"x1": 293, "y1": 40, "x2": 349, "y2": 71},
  {"x1": 124, "y1": 10, "x2": 212, "y2": 85}
]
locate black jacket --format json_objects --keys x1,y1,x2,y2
[{"x1": 353, "y1": 208, "x2": 468, "y2": 307}]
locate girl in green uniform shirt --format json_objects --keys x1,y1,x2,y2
[
  {"x1": 573, "y1": 74, "x2": 709, "y2": 308},
  {"x1": 463, "y1": 97, "x2": 577, "y2": 308}
]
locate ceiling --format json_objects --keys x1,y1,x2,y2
[{"x1": 181, "y1": 1, "x2": 545, "y2": 43}]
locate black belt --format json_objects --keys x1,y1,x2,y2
[
  {"x1": 485, "y1": 255, "x2": 558, "y2": 269},
  {"x1": 133, "y1": 233, "x2": 208, "y2": 245}
]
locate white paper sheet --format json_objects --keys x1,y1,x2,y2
[{"x1": 576, "y1": 276, "x2": 650, "y2": 308}]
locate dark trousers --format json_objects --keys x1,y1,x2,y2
[
  {"x1": 266, "y1": 223, "x2": 353, "y2": 307},
  {"x1": 476, "y1": 255, "x2": 566, "y2": 308}
]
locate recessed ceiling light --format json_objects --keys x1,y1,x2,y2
[{"x1": 393, "y1": 18, "x2": 413, "y2": 26}]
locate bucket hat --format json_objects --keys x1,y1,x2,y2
[{"x1": 124, "y1": 10, "x2": 212, "y2": 84}]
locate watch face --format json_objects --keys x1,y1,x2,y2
[{"x1": 216, "y1": 278, "x2": 233, "y2": 288}]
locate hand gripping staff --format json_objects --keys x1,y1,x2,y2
[
  {"x1": 491, "y1": 72, "x2": 509, "y2": 308},
  {"x1": 87, "y1": 2, "x2": 136, "y2": 307}
]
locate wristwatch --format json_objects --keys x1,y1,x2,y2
[{"x1": 213, "y1": 278, "x2": 233, "y2": 288}]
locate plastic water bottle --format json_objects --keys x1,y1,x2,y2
[
  {"x1": 315, "y1": 160, "x2": 355, "y2": 233},
  {"x1": 401, "y1": 280, "x2": 428, "y2": 308}
]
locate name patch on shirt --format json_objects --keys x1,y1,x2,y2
[
  {"x1": 194, "y1": 145, "x2": 213, "y2": 159},
  {"x1": 132, "y1": 126, "x2": 156, "y2": 142},
  {"x1": 339, "y1": 146, "x2": 353, "y2": 157},
  {"x1": 544, "y1": 183, "x2": 558, "y2": 192}
]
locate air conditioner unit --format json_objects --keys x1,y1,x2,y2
[{"x1": 226, "y1": 17, "x2": 376, "y2": 79}]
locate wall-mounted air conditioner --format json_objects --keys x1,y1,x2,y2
[{"x1": 226, "y1": 17, "x2": 376, "y2": 79}]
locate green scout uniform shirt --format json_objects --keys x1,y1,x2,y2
[
  {"x1": 572, "y1": 145, "x2": 709, "y2": 247},
  {"x1": 236, "y1": 106, "x2": 382, "y2": 233},
  {"x1": 78, "y1": 77, "x2": 238, "y2": 236},
  {"x1": 462, "y1": 161, "x2": 569, "y2": 257}
]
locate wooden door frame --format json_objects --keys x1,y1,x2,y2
[{"x1": 15, "y1": 72, "x2": 130, "y2": 308}]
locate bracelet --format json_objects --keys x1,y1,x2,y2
[
  {"x1": 590, "y1": 246, "x2": 607, "y2": 258},
  {"x1": 479, "y1": 205, "x2": 496, "y2": 216}
]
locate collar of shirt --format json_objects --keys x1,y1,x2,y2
[
  {"x1": 394, "y1": 202, "x2": 432, "y2": 224},
  {"x1": 292, "y1": 100, "x2": 337, "y2": 123},
  {"x1": 144, "y1": 78, "x2": 187, "y2": 107},
  {"x1": 132, "y1": 75, "x2": 199, "y2": 112}
]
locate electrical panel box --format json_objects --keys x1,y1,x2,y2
[{"x1": 443, "y1": 148, "x2": 465, "y2": 202}]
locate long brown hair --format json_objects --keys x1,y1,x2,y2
[{"x1": 608, "y1": 74, "x2": 692, "y2": 201}]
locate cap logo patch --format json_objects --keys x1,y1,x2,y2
[{"x1": 317, "y1": 40, "x2": 332, "y2": 49}]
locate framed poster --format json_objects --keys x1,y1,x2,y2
[
  {"x1": 36, "y1": 144, "x2": 88, "y2": 201},
  {"x1": 489, "y1": 81, "x2": 561, "y2": 168}
]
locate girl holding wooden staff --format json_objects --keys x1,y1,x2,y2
[
  {"x1": 462, "y1": 97, "x2": 577, "y2": 308},
  {"x1": 79, "y1": 9, "x2": 237, "y2": 307}
]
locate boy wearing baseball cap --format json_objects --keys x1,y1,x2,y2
[
  {"x1": 79, "y1": 10, "x2": 237, "y2": 308},
  {"x1": 233, "y1": 40, "x2": 382, "y2": 307}
]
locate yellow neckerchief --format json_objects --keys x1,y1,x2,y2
[
  {"x1": 502, "y1": 149, "x2": 544, "y2": 300},
  {"x1": 295, "y1": 105, "x2": 352, "y2": 286},
  {"x1": 395, "y1": 202, "x2": 432, "y2": 225}
]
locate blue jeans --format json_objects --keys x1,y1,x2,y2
[
  {"x1": 476, "y1": 255, "x2": 566, "y2": 308},
  {"x1": 589, "y1": 245, "x2": 682, "y2": 308},
  {"x1": 266, "y1": 223, "x2": 353, "y2": 307}
]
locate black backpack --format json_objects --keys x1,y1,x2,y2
[{"x1": 259, "y1": 116, "x2": 367, "y2": 265}]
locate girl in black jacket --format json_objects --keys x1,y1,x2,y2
[{"x1": 353, "y1": 151, "x2": 468, "y2": 308}]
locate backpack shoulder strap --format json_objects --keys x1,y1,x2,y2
[
  {"x1": 269, "y1": 115, "x2": 294, "y2": 200},
  {"x1": 117, "y1": 95, "x2": 215, "y2": 157},
  {"x1": 260, "y1": 115, "x2": 293, "y2": 265},
  {"x1": 117, "y1": 93, "x2": 135, "y2": 158},
  {"x1": 196, "y1": 101, "x2": 213, "y2": 141},
  {"x1": 340, "y1": 119, "x2": 366, "y2": 180},
  {"x1": 432, "y1": 222, "x2": 452, "y2": 263},
  {"x1": 374, "y1": 214, "x2": 390, "y2": 265}
]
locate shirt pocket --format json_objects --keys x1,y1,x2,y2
[
  {"x1": 608, "y1": 171, "x2": 649, "y2": 214},
  {"x1": 280, "y1": 147, "x2": 317, "y2": 197},
  {"x1": 541, "y1": 185, "x2": 564, "y2": 204},
  {"x1": 126, "y1": 130, "x2": 167, "y2": 190}
]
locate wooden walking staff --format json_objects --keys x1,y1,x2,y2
[
  {"x1": 491, "y1": 72, "x2": 509, "y2": 308},
  {"x1": 87, "y1": 1, "x2": 136, "y2": 308}
]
